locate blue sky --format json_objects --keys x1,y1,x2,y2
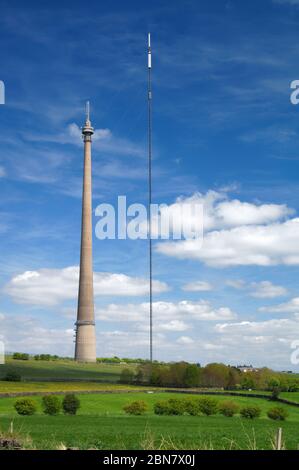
[{"x1": 1, "y1": 0, "x2": 299, "y2": 369}]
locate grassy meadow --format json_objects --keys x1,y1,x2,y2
[
  {"x1": 1, "y1": 359, "x2": 299, "y2": 450},
  {"x1": 0, "y1": 392, "x2": 299, "y2": 449},
  {"x1": 0, "y1": 358, "x2": 134, "y2": 382},
  {"x1": 0, "y1": 381, "x2": 149, "y2": 394}
]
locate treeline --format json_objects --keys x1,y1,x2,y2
[
  {"x1": 11, "y1": 352, "x2": 70, "y2": 361},
  {"x1": 12, "y1": 353, "x2": 30, "y2": 361},
  {"x1": 11, "y1": 353, "x2": 163, "y2": 365},
  {"x1": 121, "y1": 362, "x2": 299, "y2": 392},
  {"x1": 97, "y1": 356, "x2": 165, "y2": 365},
  {"x1": 34, "y1": 354, "x2": 60, "y2": 361}
]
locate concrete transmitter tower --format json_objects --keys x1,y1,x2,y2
[{"x1": 75, "y1": 102, "x2": 96, "y2": 363}]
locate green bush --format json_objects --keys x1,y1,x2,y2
[
  {"x1": 4, "y1": 371, "x2": 21, "y2": 382},
  {"x1": 42, "y1": 395, "x2": 61, "y2": 415},
  {"x1": 12, "y1": 352, "x2": 29, "y2": 360},
  {"x1": 167, "y1": 398, "x2": 185, "y2": 415},
  {"x1": 219, "y1": 400, "x2": 239, "y2": 417},
  {"x1": 119, "y1": 368, "x2": 135, "y2": 384},
  {"x1": 154, "y1": 400, "x2": 170, "y2": 415},
  {"x1": 14, "y1": 398, "x2": 37, "y2": 416},
  {"x1": 240, "y1": 405, "x2": 261, "y2": 419},
  {"x1": 198, "y1": 397, "x2": 218, "y2": 416},
  {"x1": 288, "y1": 382, "x2": 299, "y2": 392},
  {"x1": 62, "y1": 394, "x2": 80, "y2": 415},
  {"x1": 267, "y1": 406, "x2": 288, "y2": 421},
  {"x1": 123, "y1": 400, "x2": 148, "y2": 415},
  {"x1": 184, "y1": 399, "x2": 201, "y2": 416},
  {"x1": 154, "y1": 397, "x2": 219, "y2": 417},
  {"x1": 153, "y1": 398, "x2": 186, "y2": 415}
]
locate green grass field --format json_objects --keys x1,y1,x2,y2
[
  {"x1": 0, "y1": 392, "x2": 298, "y2": 450},
  {"x1": 0, "y1": 359, "x2": 134, "y2": 382},
  {"x1": 280, "y1": 391, "x2": 299, "y2": 402},
  {"x1": 1, "y1": 359, "x2": 299, "y2": 450}
]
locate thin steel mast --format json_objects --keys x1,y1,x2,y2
[{"x1": 148, "y1": 33, "x2": 153, "y2": 363}]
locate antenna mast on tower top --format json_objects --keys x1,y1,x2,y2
[
  {"x1": 148, "y1": 33, "x2": 153, "y2": 363},
  {"x1": 86, "y1": 101, "x2": 90, "y2": 123}
]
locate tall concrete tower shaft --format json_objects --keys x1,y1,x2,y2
[{"x1": 75, "y1": 102, "x2": 96, "y2": 362}]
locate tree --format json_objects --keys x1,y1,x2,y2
[
  {"x1": 267, "y1": 378, "x2": 281, "y2": 400},
  {"x1": 119, "y1": 368, "x2": 135, "y2": 384},
  {"x1": 62, "y1": 394, "x2": 80, "y2": 415},
  {"x1": 225, "y1": 369, "x2": 239, "y2": 390},
  {"x1": 288, "y1": 381, "x2": 299, "y2": 392},
  {"x1": 4, "y1": 371, "x2": 21, "y2": 382},
  {"x1": 135, "y1": 363, "x2": 152, "y2": 384},
  {"x1": 240, "y1": 375, "x2": 256, "y2": 390},
  {"x1": 202, "y1": 363, "x2": 230, "y2": 388},
  {"x1": 184, "y1": 364, "x2": 201, "y2": 388},
  {"x1": 150, "y1": 365, "x2": 166, "y2": 386},
  {"x1": 14, "y1": 399, "x2": 37, "y2": 416},
  {"x1": 42, "y1": 395, "x2": 61, "y2": 415},
  {"x1": 168, "y1": 362, "x2": 189, "y2": 387},
  {"x1": 12, "y1": 352, "x2": 29, "y2": 360}
]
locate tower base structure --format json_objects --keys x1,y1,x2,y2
[{"x1": 75, "y1": 321, "x2": 96, "y2": 363}]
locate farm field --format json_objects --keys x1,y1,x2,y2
[
  {"x1": 0, "y1": 392, "x2": 299, "y2": 449},
  {"x1": 0, "y1": 381, "x2": 153, "y2": 394},
  {"x1": 0, "y1": 359, "x2": 135, "y2": 382},
  {"x1": 280, "y1": 391, "x2": 299, "y2": 403}
]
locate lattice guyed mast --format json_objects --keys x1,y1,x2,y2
[{"x1": 148, "y1": 33, "x2": 153, "y2": 363}]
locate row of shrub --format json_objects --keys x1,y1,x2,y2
[
  {"x1": 10, "y1": 353, "x2": 72, "y2": 361},
  {"x1": 12, "y1": 353, "x2": 29, "y2": 361},
  {"x1": 14, "y1": 394, "x2": 80, "y2": 416},
  {"x1": 12, "y1": 352, "x2": 59, "y2": 361},
  {"x1": 10, "y1": 352, "x2": 165, "y2": 365},
  {"x1": 33, "y1": 354, "x2": 60, "y2": 361},
  {"x1": 3, "y1": 371, "x2": 22, "y2": 382},
  {"x1": 123, "y1": 398, "x2": 289, "y2": 421}
]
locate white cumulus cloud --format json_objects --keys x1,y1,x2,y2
[
  {"x1": 155, "y1": 190, "x2": 297, "y2": 267},
  {"x1": 4, "y1": 266, "x2": 169, "y2": 306},
  {"x1": 215, "y1": 318, "x2": 299, "y2": 337},
  {"x1": 157, "y1": 217, "x2": 299, "y2": 267},
  {"x1": 226, "y1": 279, "x2": 246, "y2": 289},
  {"x1": 96, "y1": 299, "x2": 236, "y2": 323},
  {"x1": 182, "y1": 281, "x2": 213, "y2": 292},
  {"x1": 176, "y1": 336, "x2": 194, "y2": 345},
  {"x1": 250, "y1": 281, "x2": 288, "y2": 299},
  {"x1": 259, "y1": 297, "x2": 299, "y2": 313}
]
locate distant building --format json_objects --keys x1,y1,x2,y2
[{"x1": 237, "y1": 365, "x2": 259, "y2": 373}]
